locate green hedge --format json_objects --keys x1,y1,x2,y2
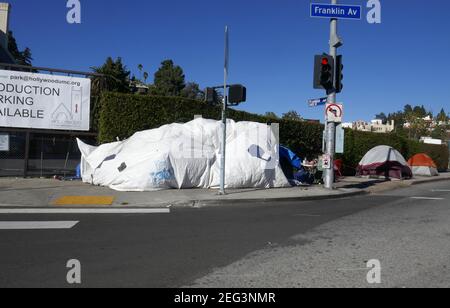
[
  {"x1": 342, "y1": 130, "x2": 449, "y2": 173},
  {"x1": 98, "y1": 92, "x2": 449, "y2": 172},
  {"x1": 98, "y1": 92, "x2": 323, "y2": 160}
]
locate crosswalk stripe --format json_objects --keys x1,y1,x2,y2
[
  {"x1": 0, "y1": 221, "x2": 79, "y2": 230},
  {"x1": 0, "y1": 208, "x2": 171, "y2": 214},
  {"x1": 410, "y1": 197, "x2": 444, "y2": 201}
]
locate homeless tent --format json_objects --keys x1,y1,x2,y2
[
  {"x1": 279, "y1": 145, "x2": 302, "y2": 180},
  {"x1": 357, "y1": 145, "x2": 412, "y2": 179},
  {"x1": 408, "y1": 153, "x2": 439, "y2": 177},
  {"x1": 77, "y1": 118, "x2": 291, "y2": 191}
]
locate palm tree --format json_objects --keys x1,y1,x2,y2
[
  {"x1": 138, "y1": 64, "x2": 143, "y2": 81},
  {"x1": 143, "y1": 72, "x2": 149, "y2": 84}
]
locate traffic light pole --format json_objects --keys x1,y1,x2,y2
[
  {"x1": 324, "y1": 0, "x2": 339, "y2": 190},
  {"x1": 219, "y1": 26, "x2": 229, "y2": 195}
]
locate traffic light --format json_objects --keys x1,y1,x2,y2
[
  {"x1": 228, "y1": 84, "x2": 247, "y2": 104},
  {"x1": 335, "y1": 55, "x2": 344, "y2": 93},
  {"x1": 313, "y1": 54, "x2": 334, "y2": 92},
  {"x1": 205, "y1": 87, "x2": 217, "y2": 104}
]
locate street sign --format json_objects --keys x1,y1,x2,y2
[
  {"x1": 336, "y1": 124, "x2": 345, "y2": 154},
  {"x1": 322, "y1": 154, "x2": 332, "y2": 170},
  {"x1": 311, "y1": 3, "x2": 362, "y2": 20},
  {"x1": 308, "y1": 97, "x2": 328, "y2": 107},
  {"x1": 0, "y1": 133, "x2": 9, "y2": 151},
  {"x1": 325, "y1": 103, "x2": 343, "y2": 123}
]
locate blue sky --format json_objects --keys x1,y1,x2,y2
[{"x1": 6, "y1": 0, "x2": 450, "y2": 122}]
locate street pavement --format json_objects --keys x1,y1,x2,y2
[
  {"x1": 0, "y1": 174, "x2": 449, "y2": 208},
  {"x1": 0, "y1": 181, "x2": 449, "y2": 288}
]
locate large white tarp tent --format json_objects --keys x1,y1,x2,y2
[{"x1": 77, "y1": 118, "x2": 291, "y2": 191}]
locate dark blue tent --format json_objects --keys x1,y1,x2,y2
[
  {"x1": 279, "y1": 146, "x2": 302, "y2": 180},
  {"x1": 279, "y1": 146, "x2": 302, "y2": 169}
]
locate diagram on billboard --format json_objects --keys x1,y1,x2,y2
[{"x1": 51, "y1": 87, "x2": 84, "y2": 127}]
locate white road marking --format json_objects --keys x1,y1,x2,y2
[
  {"x1": 432, "y1": 190, "x2": 450, "y2": 192},
  {"x1": 294, "y1": 214, "x2": 321, "y2": 217},
  {"x1": 0, "y1": 209, "x2": 171, "y2": 214},
  {"x1": 410, "y1": 197, "x2": 444, "y2": 201},
  {"x1": 337, "y1": 268, "x2": 368, "y2": 272},
  {"x1": 0, "y1": 221, "x2": 79, "y2": 230}
]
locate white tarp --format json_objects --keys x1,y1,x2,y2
[
  {"x1": 77, "y1": 118, "x2": 291, "y2": 191},
  {"x1": 0, "y1": 69, "x2": 91, "y2": 131}
]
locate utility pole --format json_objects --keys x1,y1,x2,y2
[
  {"x1": 324, "y1": 0, "x2": 341, "y2": 190},
  {"x1": 219, "y1": 26, "x2": 229, "y2": 195}
]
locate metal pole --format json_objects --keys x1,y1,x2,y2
[
  {"x1": 219, "y1": 26, "x2": 229, "y2": 195},
  {"x1": 23, "y1": 131, "x2": 30, "y2": 178},
  {"x1": 324, "y1": 0, "x2": 338, "y2": 189}
]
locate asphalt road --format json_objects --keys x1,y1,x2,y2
[{"x1": 0, "y1": 181, "x2": 449, "y2": 288}]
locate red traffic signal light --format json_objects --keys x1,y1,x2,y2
[{"x1": 313, "y1": 54, "x2": 334, "y2": 91}]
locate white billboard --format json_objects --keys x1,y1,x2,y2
[{"x1": 0, "y1": 69, "x2": 91, "y2": 131}]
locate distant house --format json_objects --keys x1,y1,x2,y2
[
  {"x1": 403, "y1": 115, "x2": 445, "y2": 131},
  {"x1": 343, "y1": 119, "x2": 395, "y2": 134},
  {"x1": 420, "y1": 137, "x2": 443, "y2": 145}
]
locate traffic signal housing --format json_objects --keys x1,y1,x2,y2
[
  {"x1": 228, "y1": 84, "x2": 247, "y2": 104},
  {"x1": 335, "y1": 55, "x2": 344, "y2": 93},
  {"x1": 314, "y1": 54, "x2": 334, "y2": 92},
  {"x1": 205, "y1": 87, "x2": 217, "y2": 104}
]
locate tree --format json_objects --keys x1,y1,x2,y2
[
  {"x1": 387, "y1": 111, "x2": 405, "y2": 130},
  {"x1": 404, "y1": 104, "x2": 413, "y2": 115},
  {"x1": 138, "y1": 64, "x2": 143, "y2": 81},
  {"x1": 91, "y1": 57, "x2": 131, "y2": 95},
  {"x1": 375, "y1": 112, "x2": 387, "y2": 124},
  {"x1": 437, "y1": 108, "x2": 448, "y2": 123},
  {"x1": 143, "y1": 72, "x2": 149, "y2": 84},
  {"x1": 7, "y1": 31, "x2": 33, "y2": 66},
  {"x1": 413, "y1": 105, "x2": 427, "y2": 118},
  {"x1": 181, "y1": 82, "x2": 204, "y2": 100},
  {"x1": 150, "y1": 60, "x2": 186, "y2": 97},
  {"x1": 264, "y1": 112, "x2": 279, "y2": 120},
  {"x1": 431, "y1": 125, "x2": 447, "y2": 140},
  {"x1": 282, "y1": 110, "x2": 303, "y2": 122}
]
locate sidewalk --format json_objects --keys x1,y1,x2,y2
[{"x1": 0, "y1": 173, "x2": 449, "y2": 208}]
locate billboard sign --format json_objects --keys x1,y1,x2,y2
[{"x1": 0, "y1": 69, "x2": 91, "y2": 131}]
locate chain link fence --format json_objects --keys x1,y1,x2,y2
[{"x1": 0, "y1": 129, "x2": 96, "y2": 178}]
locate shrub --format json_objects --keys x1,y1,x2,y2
[
  {"x1": 341, "y1": 130, "x2": 449, "y2": 174},
  {"x1": 98, "y1": 92, "x2": 449, "y2": 173},
  {"x1": 98, "y1": 92, "x2": 324, "y2": 159}
]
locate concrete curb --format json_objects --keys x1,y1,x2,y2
[
  {"x1": 363, "y1": 175, "x2": 450, "y2": 194},
  {"x1": 0, "y1": 189, "x2": 367, "y2": 209},
  {"x1": 0, "y1": 176, "x2": 447, "y2": 210},
  {"x1": 410, "y1": 176, "x2": 450, "y2": 186},
  {"x1": 185, "y1": 189, "x2": 367, "y2": 208}
]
